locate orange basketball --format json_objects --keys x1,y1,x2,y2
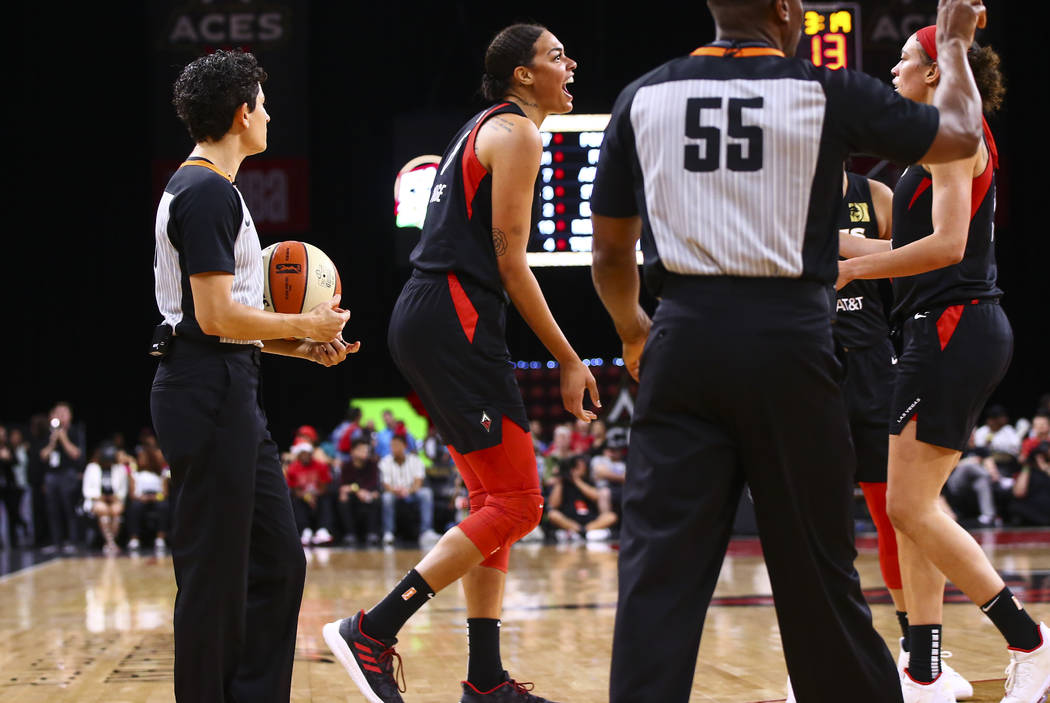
[{"x1": 261, "y1": 241, "x2": 342, "y2": 315}]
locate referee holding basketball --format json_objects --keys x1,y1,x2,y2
[
  {"x1": 151, "y1": 50, "x2": 357, "y2": 703},
  {"x1": 591, "y1": 1, "x2": 989, "y2": 701}
]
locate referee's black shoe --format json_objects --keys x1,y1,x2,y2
[
  {"x1": 460, "y1": 672, "x2": 561, "y2": 702},
  {"x1": 323, "y1": 611, "x2": 405, "y2": 703}
]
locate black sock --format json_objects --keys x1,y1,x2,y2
[
  {"x1": 980, "y1": 587, "x2": 1041, "y2": 650},
  {"x1": 897, "y1": 611, "x2": 910, "y2": 652},
  {"x1": 906, "y1": 624, "x2": 941, "y2": 683},
  {"x1": 467, "y1": 618, "x2": 503, "y2": 691},
  {"x1": 363, "y1": 569, "x2": 435, "y2": 640}
]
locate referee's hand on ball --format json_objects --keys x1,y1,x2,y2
[
  {"x1": 303, "y1": 335, "x2": 359, "y2": 367},
  {"x1": 300, "y1": 295, "x2": 360, "y2": 367},
  {"x1": 302, "y1": 295, "x2": 352, "y2": 343}
]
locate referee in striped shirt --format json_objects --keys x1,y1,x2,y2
[
  {"x1": 151, "y1": 50, "x2": 357, "y2": 703},
  {"x1": 591, "y1": 1, "x2": 989, "y2": 701}
]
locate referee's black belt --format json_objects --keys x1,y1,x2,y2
[{"x1": 170, "y1": 334, "x2": 261, "y2": 358}]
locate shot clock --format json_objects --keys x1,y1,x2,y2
[{"x1": 797, "y1": 3, "x2": 862, "y2": 71}]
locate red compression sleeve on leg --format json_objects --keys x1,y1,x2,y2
[
  {"x1": 860, "y1": 481, "x2": 903, "y2": 591},
  {"x1": 448, "y1": 417, "x2": 543, "y2": 573}
]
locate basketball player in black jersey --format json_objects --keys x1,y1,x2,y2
[
  {"x1": 789, "y1": 171, "x2": 972, "y2": 703},
  {"x1": 324, "y1": 25, "x2": 597, "y2": 703},
  {"x1": 838, "y1": 26, "x2": 1050, "y2": 703}
]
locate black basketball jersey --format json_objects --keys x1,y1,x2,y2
[
  {"x1": 891, "y1": 140, "x2": 1002, "y2": 320},
  {"x1": 410, "y1": 102, "x2": 536, "y2": 297},
  {"x1": 834, "y1": 173, "x2": 891, "y2": 348}
]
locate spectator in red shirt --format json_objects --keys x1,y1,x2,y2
[
  {"x1": 334, "y1": 407, "x2": 364, "y2": 459},
  {"x1": 286, "y1": 443, "x2": 335, "y2": 546},
  {"x1": 1021, "y1": 413, "x2": 1050, "y2": 463},
  {"x1": 569, "y1": 418, "x2": 594, "y2": 454}
]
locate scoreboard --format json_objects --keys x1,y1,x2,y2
[
  {"x1": 797, "y1": 3, "x2": 862, "y2": 71},
  {"x1": 531, "y1": 114, "x2": 614, "y2": 266}
]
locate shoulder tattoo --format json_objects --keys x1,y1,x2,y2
[
  {"x1": 492, "y1": 227, "x2": 508, "y2": 257},
  {"x1": 490, "y1": 116, "x2": 515, "y2": 133}
]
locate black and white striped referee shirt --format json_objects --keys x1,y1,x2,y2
[
  {"x1": 153, "y1": 158, "x2": 263, "y2": 346},
  {"x1": 591, "y1": 42, "x2": 939, "y2": 295}
]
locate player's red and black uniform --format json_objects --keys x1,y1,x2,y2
[
  {"x1": 388, "y1": 102, "x2": 542, "y2": 571},
  {"x1": 889, "y1": 134, "x2": 1012, "y2": 451},
  {"x1": 835, "y1": 173, "x2": 894, "y2": 484},
  {"x1": 835, "y1": 173, "x2": 902, "y2": 593}
]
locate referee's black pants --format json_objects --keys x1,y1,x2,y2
[
  {"x1": 610, "y1": 277, "x2": 901, "y2": 703},
  {"x1": 151, "y1": 341, "x2": 306, "y2": 703}
]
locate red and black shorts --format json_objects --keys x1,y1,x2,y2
[
  {"x1": 890, "y1": 299, "x2": 1012, "y2": 451},
  {"x1": 387, "y1": 269, "x2": 530, "y2": 454}
]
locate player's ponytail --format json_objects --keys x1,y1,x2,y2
[
  {"x1": 967, "y1": 44, "x2": 1005, "y2": 114},
  {"x1": 480, "y1": 23, "x2": 547, "y2": 102}
]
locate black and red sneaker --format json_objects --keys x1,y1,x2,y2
[
  {"x1": 460, "y1": 671, "x2": 561, "y2": 702},
  {"x1": 323, "y1": 610, "x2": 406, "y2": 703}
]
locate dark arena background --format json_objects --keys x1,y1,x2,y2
[
  {"x1": 3, "y1": 1, "x2": 1044, "y2": 449},
  {"x1": 6, "y1": 0, "x2": 1047, "y2": 449},
  {"x1": 5, "y1": 3, "x2": 1050, "y2": 703}
]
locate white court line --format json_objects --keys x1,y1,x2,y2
[{"x1": 0, "y1": 556, "x2": 64, "y2": 585}]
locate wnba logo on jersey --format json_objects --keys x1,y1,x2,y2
[{"x1": 848, "y1": 202, "x2": 870, "y2": 223}]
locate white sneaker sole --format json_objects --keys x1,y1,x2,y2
[
  {"x1": 1005, "y1": 673, "x2": 1050, "y2": 703},
  {"x1": 322, "y1": 620, "x2": 386, "y2": 703}
]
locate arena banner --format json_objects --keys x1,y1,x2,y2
[{"x1": 149, "y1": 0, "x2": 310, "y2": 234}]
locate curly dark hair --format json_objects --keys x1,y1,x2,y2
[
  {"x1": 172, "y1": 49, "x2": 268, "y2": 143},
  {"x1": 480, "y1": 23, "x2": 547, "y2": 102},
  {"x1": 917, "y1": 41, "x2": 1005, "y2": 114},
  {"x1": 967, "y1": 44, "x2": 1005, "y2": 113}
]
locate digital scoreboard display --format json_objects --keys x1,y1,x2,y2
[
  {"x1": 530, "y1": 114, "x2": 615, "y2": 266},
  {"x1": 797, "y1": 3, "x2": 862, "y2": 71}
]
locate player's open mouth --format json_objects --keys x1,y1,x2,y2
[{"x1": 563, "y1": 75, "x2": 574, "y2": 98}]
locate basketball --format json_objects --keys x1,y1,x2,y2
[{"x1": 261, "y1": 241, "x2": 342, "y2": 316}]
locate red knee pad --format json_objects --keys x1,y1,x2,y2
[
  {"x1": 860, "y1": 481, "x2": 902, "y2": 591},
  {"x1": 458, "y1": 490, "x2": 544, "y2": 572},
  {"x1": 448, "y1": 417, "x2": 542, "y2": 572}
]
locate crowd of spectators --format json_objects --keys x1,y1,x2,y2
[
  {"x1": 942, "y1": 397, "x2": 1050, "y2": 529},
  {"x1": 4, "y1": 393, "x2": 1049, "y2": 555},
  {"x1": 0, "y1": 402, "x2": 171, "y2": 554}
]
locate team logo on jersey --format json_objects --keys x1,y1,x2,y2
[
  {"x1": 480, "y1": 411, "x2": 492, "y2": 432},
  {"x1": 430, "y1": 184, "x2": 447, "y2": 203},
  {"x1": 275, "y1": 263, "x2": 302, "y2": 274},
  {"x1": 848, "y1": 202, "x2": 870, "y2": 223}
]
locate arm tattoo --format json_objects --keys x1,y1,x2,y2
[
  {"x1": 492, "y1": 227, "x2": 508, "y2": 257},
  {"x1": 490, "y1": 116, "x2": 515, "y2": 133}
]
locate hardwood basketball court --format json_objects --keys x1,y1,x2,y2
[{"x1": 1, "y1": 529, "x2": 1048, "y2": 702}]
